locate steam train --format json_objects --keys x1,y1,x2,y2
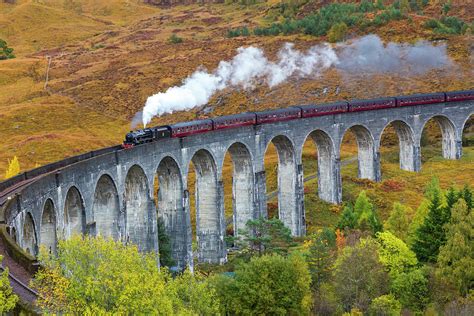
[{"x1": 123, "y1": 90, "x2": 474, "y2": 148}]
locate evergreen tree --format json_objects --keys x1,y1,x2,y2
[
  {"x1": 157, "y1": 218, "x2": 175, "y2": 267},
  {"x1": 460, "y1": 185, "x2": 473, "y2": 210},
  {"x1": 354, "y1": 191, "x2": 382, "y2": 234},
  {"x1": 436, "y1": 199, "x2": 473, "y2": 296},
  {"x1": 445, "y1": 187, "x2": 460, "y2": 212},
  {"x1": 384, "y1": 202, "x2": 411, "y2": 241},
  {"x1": 336, "y1": 204, "x2": 357, "y2": 230},
  {"x1": 232, "y1": 217, "x2": 293, "y2": 258},
  {"x1": 308, "y1": 230, "x2": 336, "y2": 290},
  {"x1": 407, "y1": 199, "x2": 429, "y2": 247},
  {"x1": 424, "y1": 177, "x2": 441, "y2": 200},
  {"x1": 5, "y1": 156, "x2": 20, "y2": 179},
  {"x1": 411, "y1": 188, "x2": 448, "y2": 262}
]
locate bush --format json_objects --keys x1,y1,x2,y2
[
  {"x1": 424, "y1": 16, "x2": 468, "y2": 35},
  {"x1": 0, "y1": 39, "x2": 15, "y2": 60},
  {"x1": 369, "y1": 295, "x2": 402, "y2": 316},
  {"x1": 328, "y1": 22, "x2": 348, "y2": 43},
  {"x1": 227, "y1": 27, "x2": 251, "y2": 38},
  {"x1": 168, "y1": 34, "x2": 183, "y2": 44}
]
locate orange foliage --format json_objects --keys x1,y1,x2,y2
[{"x1": 336, "y1": 229, "x2": 346, "y2": 250}]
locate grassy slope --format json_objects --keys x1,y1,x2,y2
[{"x1": 0, "y1": 0, "x2": 473, "y2": 231}]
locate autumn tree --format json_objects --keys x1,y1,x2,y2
[
  {"x1": 436, "y1": 199, "x2": 474, "y2": 296},
  {"x1": 368, "y1": 294, "x2": 402, "y2": 316},
  {"x1": 31, "y1": 236, "x2": 220, "y2": 314},
  {"x1": 5, "y1": 156, "x2": 20, "y2": 179},
  {"x1": 0, "y1": 256, "x2": 18, "y2": 313},
  {"x1": 376, "y1": 231, "x2": 418, "y2": 276},
  {"x1": 376, "y1": 232, "x2": 430, "y2": 311},
  {"x1": 390, "y1": 268, "x2": 430, "y2": 312},
  {"x1": 307, "y1": 229, "x2": 336, "y2": 290},
  {"x1": 384, "y1": 202, "x2": 412, "y2": 241},
  {"x1": 333, "y1": 238, "x2": 389, "y2": 313},
  {"x1": 354, "y1": 191, "x2": 383, "y2": 234},
  {"x1": 337, "y1": 191, "x2": 382, "y2": 235},
  {"x1": 211, "y1": 254, "x2": 312, "y2": 315}
]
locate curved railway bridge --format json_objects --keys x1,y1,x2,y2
[{"x1": 0, "y1": 93, "x2": 473, "y2": 269}]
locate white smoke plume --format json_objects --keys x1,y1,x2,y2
[
  {"x1": 140, "y1": 35, "x2": 452, "y2": 127},
  {"x1": 141, "y1": 43, "x2": 338, "y2": 126},
  {"x1": 336, "y1": 34, "x2": 451, "y2": 74}
]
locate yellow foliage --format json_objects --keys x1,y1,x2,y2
[{"x1": 5, "y1": 156, "x2": 20, "y2": 179}]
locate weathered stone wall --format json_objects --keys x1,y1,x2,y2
[{"x1": 1, "y1": 100, "x2": 472, "y2": 269}]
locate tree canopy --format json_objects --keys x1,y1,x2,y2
[
  {"x1": 436, "y1": 199, "x2": 474, "y2": 296},
  {"x1": 31, "y1": 235, "x2": 220, "y2": 314}
]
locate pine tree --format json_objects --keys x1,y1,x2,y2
[
  {"x1": 436, "y1": 199, "x2": 473, "y2": 296},
  {"x1": 411, "y1": 188, "x2": 448, "y2": 262},
  {"x1": 308, "y1": 232, "x2": 335, "y2": 290},
  {"x1": 460, "y1": 185, "x2": 473, "y2": 210},
  {"x1": 157, "y1": 219, "x2": 175, "y2": 267},
  {"x1": 407, "y1": 200, "x2": 429, "y2": 247},
  {"x1": 5, "y1": 156, "x2": 20, "y2": 179},
  {"x1": 336, "y1": 204, "x2": 357, "y2": 230},
  {"x1": 354, "y1": 191, "x2": 382, "y2": 235},
  {"x1": 384, "y1": 202, "x2": 411, "y2": 241}
]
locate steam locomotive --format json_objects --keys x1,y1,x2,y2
[{"x1": 123, "y1": 90, "x2": 474, "y2": 148}]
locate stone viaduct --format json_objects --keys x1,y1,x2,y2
[{"x1": 1, "y1": 100, "x2": 473, "y2": 270}]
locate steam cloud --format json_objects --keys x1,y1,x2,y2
[
  {"x1": 336, "y1": 34, "x2": 451, "y2": 74},
  {"x1": 140, "y1": 35, "x2": 451, "y2": 127},
  {"x1": 140, "y1": 43, "x2": 337, "y2": 126}
]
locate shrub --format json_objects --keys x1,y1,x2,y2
[
  {"x1": 369, "y1": 295, "x2": 402, "y2": 316},
  {"x1": 328, "y1": 22, "x2": 348, "y2": 43},
  {"x1": 424, "y1": 16, "x2": 468, "y2": 35},
  {"x1": 168, "y1": 34, "x2": 183, "y2": 44},
  {"x1": 0, "y1": 39, "x2": 15, "y2": 60},
  {"x1": 227, "y1": 27, "x2": 251, "y2": 38}
]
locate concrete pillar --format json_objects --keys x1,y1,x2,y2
[
  {"x1": 334, "y1": 156, "x2": 343, "y2": 204},
  {"x1": 454, "y1": 139, "x2": 463, "y2": 159},
  {"x1": 374, "y1": 150, "x2": 382, "y2": 182},
  {"x1": 295, "y1": 164, "x2": 305, "y2": 236},
  {"x1": 413, "y1": 145, "x2": 422, "y2": 172},
  {"x1": 149, "y1": 199, "x2": 159, "y2": 262},
  {"x1": 183, "y1": 189, "x2": 194, "y2": 272},
  {"x1": 254, "y1": 170, "x2": 267, "y2": 219}
]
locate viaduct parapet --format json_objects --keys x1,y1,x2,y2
[{"x1": 1, "y1": 100, "x2": 473, "y2": 269}]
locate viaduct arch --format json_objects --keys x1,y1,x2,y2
[{"x1": 1, "y1": 99, "x2": 472, "y2": 269}]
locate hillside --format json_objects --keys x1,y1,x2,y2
[{"x1": 0, "y1": 0, "x2": 473, "y2": 228}]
